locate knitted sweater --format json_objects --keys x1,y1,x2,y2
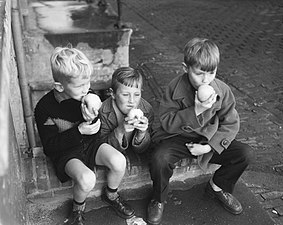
[{"x1": 34, "y1": 90, "x2": 97, "y2": 160}]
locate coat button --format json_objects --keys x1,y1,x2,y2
[{"x1": 222, "y1": 139, "x2": 229, "y2": 146}]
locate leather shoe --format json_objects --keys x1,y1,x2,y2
[
  {"x1": 147, "y1": 199, "x2": 164, "y2": 225},
  {"x1": 205, "y1": 182, "x2": 243, "y2": 215},
  {"x1": 101, "y1": 187, "x2": 135, "y2": 219},
  {"x1": 64, "y1": 210, "x2": 85, "y2": 225}
]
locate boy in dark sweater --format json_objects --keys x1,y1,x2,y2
[{"x1": 34, "y1": 47, "x2": 134, "y2": 225}]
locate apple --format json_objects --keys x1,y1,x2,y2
[
  {"x1": 197, "y1": 84, "x2": 215, "y2": 102},
  {"x1": 127, "y1": 108, "x2": 144, "y2": 120},
  {"x1": 83, "y1": 94, "x2": 102, "y2": 113}
]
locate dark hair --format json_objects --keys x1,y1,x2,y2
[
  {"x1": 111, "y1": 67, "x2": 143, "y2": 92},
  {"x1": 184, "y1": 38, "x2": 220, "y2": 72}
]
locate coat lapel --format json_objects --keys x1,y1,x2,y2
[{"x1": 172, "y1": 74, "x2": 195, "y2": 107}]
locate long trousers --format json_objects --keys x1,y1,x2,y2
[{"x1": 149, "y1": 135, "x2": 254, "y2": 203}]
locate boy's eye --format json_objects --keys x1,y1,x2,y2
[{"x1": 75, "y1": 83, "x2": 87, "y2": 88}]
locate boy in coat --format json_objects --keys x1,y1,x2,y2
[{"x1": 147, "y1": 38, "x2": 254, "y2": 225}]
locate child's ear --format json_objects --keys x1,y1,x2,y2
[
  {"x1": 109, "y1": 88, "x2": 115, "y2": 99},
  {"x1": 182, "y1": 62, "x2": 188, "y2": 73},
  {"x1": 54, "y1": 82, "x2": 64, "y2": 92}
]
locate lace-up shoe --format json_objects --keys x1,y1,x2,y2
[
  {"x1": 205, "y1": 182, "x2": 243, "y2": 215},
  {"x1": 101, "y1": 187, "x2": 135, "y2": 219},
  {"x1": 147, "y1": 199, "x2": 164, "y2": 225},
  {"x1": 65, "y1": 210, "x2": 85, "y2": 225}
]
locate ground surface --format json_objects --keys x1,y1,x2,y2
[{"x1": 24, "y1": 0, "x2": 283, "y2": 224}]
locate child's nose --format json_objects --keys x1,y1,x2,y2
[
  {"x1": 82, "y1": 88, "x2": 88, "y2": 95},
  {"x1": 128, "y1": 95, "x2": 134, "y2": 103},
  {"x1": 202, "y1": 75, "x2": 209, "y2": 83}
]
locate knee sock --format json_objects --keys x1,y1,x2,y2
[
  {"x1": 106, "y1": 186, "x2": 119, "y2": 200},
  {"x1": 73, "y1": 199, "x2": 86, "y2": 212}
]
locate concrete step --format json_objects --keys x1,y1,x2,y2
[
  {"x1": 23, "y1": 0, "x2": 221, "y2": 209},
  {"x1": 23, "y1": 147, "x2": 220, "y2": 205}
]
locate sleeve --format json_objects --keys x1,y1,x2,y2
[
  {"x1": 34, "y1": 101, "x2": 83, "y2": 158},
  {"x1": 131, "y1": 103, "x2": 154, "y2": 153},
  {"x1": 208, "y1": 87, "x2": 240, "y2": 154},
  {"x1": 159, "y1": 84, "x2": 202, "y2": 135}
]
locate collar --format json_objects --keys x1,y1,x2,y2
[
  {"x1": 172, "y1": 73, "x2": 223, "y2": 100},
  {"x1": 101, "y1": 97, "x2": 114, "y2": 114},
  {"x1": 112, "y1": 99, "x2": 126, "y2": 121}
]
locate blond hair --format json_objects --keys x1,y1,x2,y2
[
  {"x1": 50, "y1": 47, "x2": 93, "y2": 83},
  {"x1": 184, "y1": 38, "x2": 220, "y2": 72}
]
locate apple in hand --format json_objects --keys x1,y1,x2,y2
[
  {"x1": 83, "y1": 94, "x2": 102, "y2": 112},
  {"x1": 197, "y1": 84, "x2": 215, "y2": 102},
  {"x1": 127, "y1": 108, "x2": 144, "y2": 120}
]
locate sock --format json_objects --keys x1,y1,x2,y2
[
  {"x1": 106, "y1": 186, "x2": 119, "y2": 200},
  {"x1": 210, "y1": 178, "x2": 222, "y2": 192},
  {"x1": 73, "y1": 199, "x2": 86, "y2": 212}
]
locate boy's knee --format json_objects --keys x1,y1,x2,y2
[
  {"x1": 244, "y1": 145, "x2": 255, "y2": 165},
  {"x1": 238, "y1": 143, "x2": 255, "y2": 166},
  {"x1": 77, "y1": 170, "x2": 96, "y2": 192},
  {"x1": 110, "y1": 153, "x2": 126, "y2": 173},
  {"x1": 151, "y1": 148, "x2": 170, "y2": 168}
]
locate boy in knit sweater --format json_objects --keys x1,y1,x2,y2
[{"x1": 34, "y1": 47, "x2": 134, "y2": 225}]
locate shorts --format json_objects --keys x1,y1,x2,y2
[{"x1": 52, "y1": 137, "x2": 102, "y2": 183}]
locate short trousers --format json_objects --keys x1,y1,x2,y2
[{"x1": 52, "y1": 137, "x2": 102, "y2": 183}]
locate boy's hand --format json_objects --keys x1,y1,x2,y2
[
  {"x1": 132, "y1": 116, "x2": 148, "y2": 143},
  {"x1": 81, "y1": 103, "x2": 98, "y2": 122},
  {"x1": 114, "y1": 117, "x2": 135, "y2": 136},
  {"x1": 78, "y1": 119, "x2": 101, "y2": 135},
  {"x1": 194, "y1": 91, "x2": 217, "y2": 116},
  {"x1": 116, "y1": 115, "x2": 148, "y2": 134},
  {"x1": 132, "y1": 116, "x2": 149, "y2": 132},
  {"x1": 81, "y1": 94, "x2": 102, "y2": 122},
  {"x1": 185, "y1": 143, "x2": 211, "y2": 156},
  {"x1": 124, "y1": 117, "x2": 138, "y2": 132}
]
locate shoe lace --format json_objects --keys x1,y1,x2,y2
[
  {"x1": 151, "y1": 200, "x2": 162, "y2": 208},
  {"x1": 222, "y1": 192, "x2": 233, "y2": 205},
  {"x1": 73, "y1": 210, "x2": 85, "y2": 224},
  {"x1": 114, "y1": 196, "x2": 127, "y2": 208}
]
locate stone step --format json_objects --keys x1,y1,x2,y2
[{"x1": 23, "y1": 147, "x2": 219, "y2": 204}]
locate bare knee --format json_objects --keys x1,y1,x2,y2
[
  {"x1": 97, "y1": 143, "x2": 126, "y2": 173},
  {"x1": 109, "y1": 153, "x2": 126, "y2": 173},
  {"x1": 75, "y1": 170, "x2": 96, "y2": 193}
]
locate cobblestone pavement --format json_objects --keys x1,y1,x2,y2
[
  {"x1": 109, "y1": 0, "x2": 283, "y2": 223},
  {"x1": 24, "y1": 0, "x2": 283, "y2": 223}
]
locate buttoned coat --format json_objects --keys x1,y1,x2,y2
[
  {"x1": 152, "y1": 73, "x2": 240, "y2": 170},
  {"x1": 99, "y1": 97, "x2": 154, "y2": 153}
]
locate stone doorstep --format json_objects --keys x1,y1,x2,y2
[{"x1": 24, "y1": 147, "x2": 220, "y2": 203}]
